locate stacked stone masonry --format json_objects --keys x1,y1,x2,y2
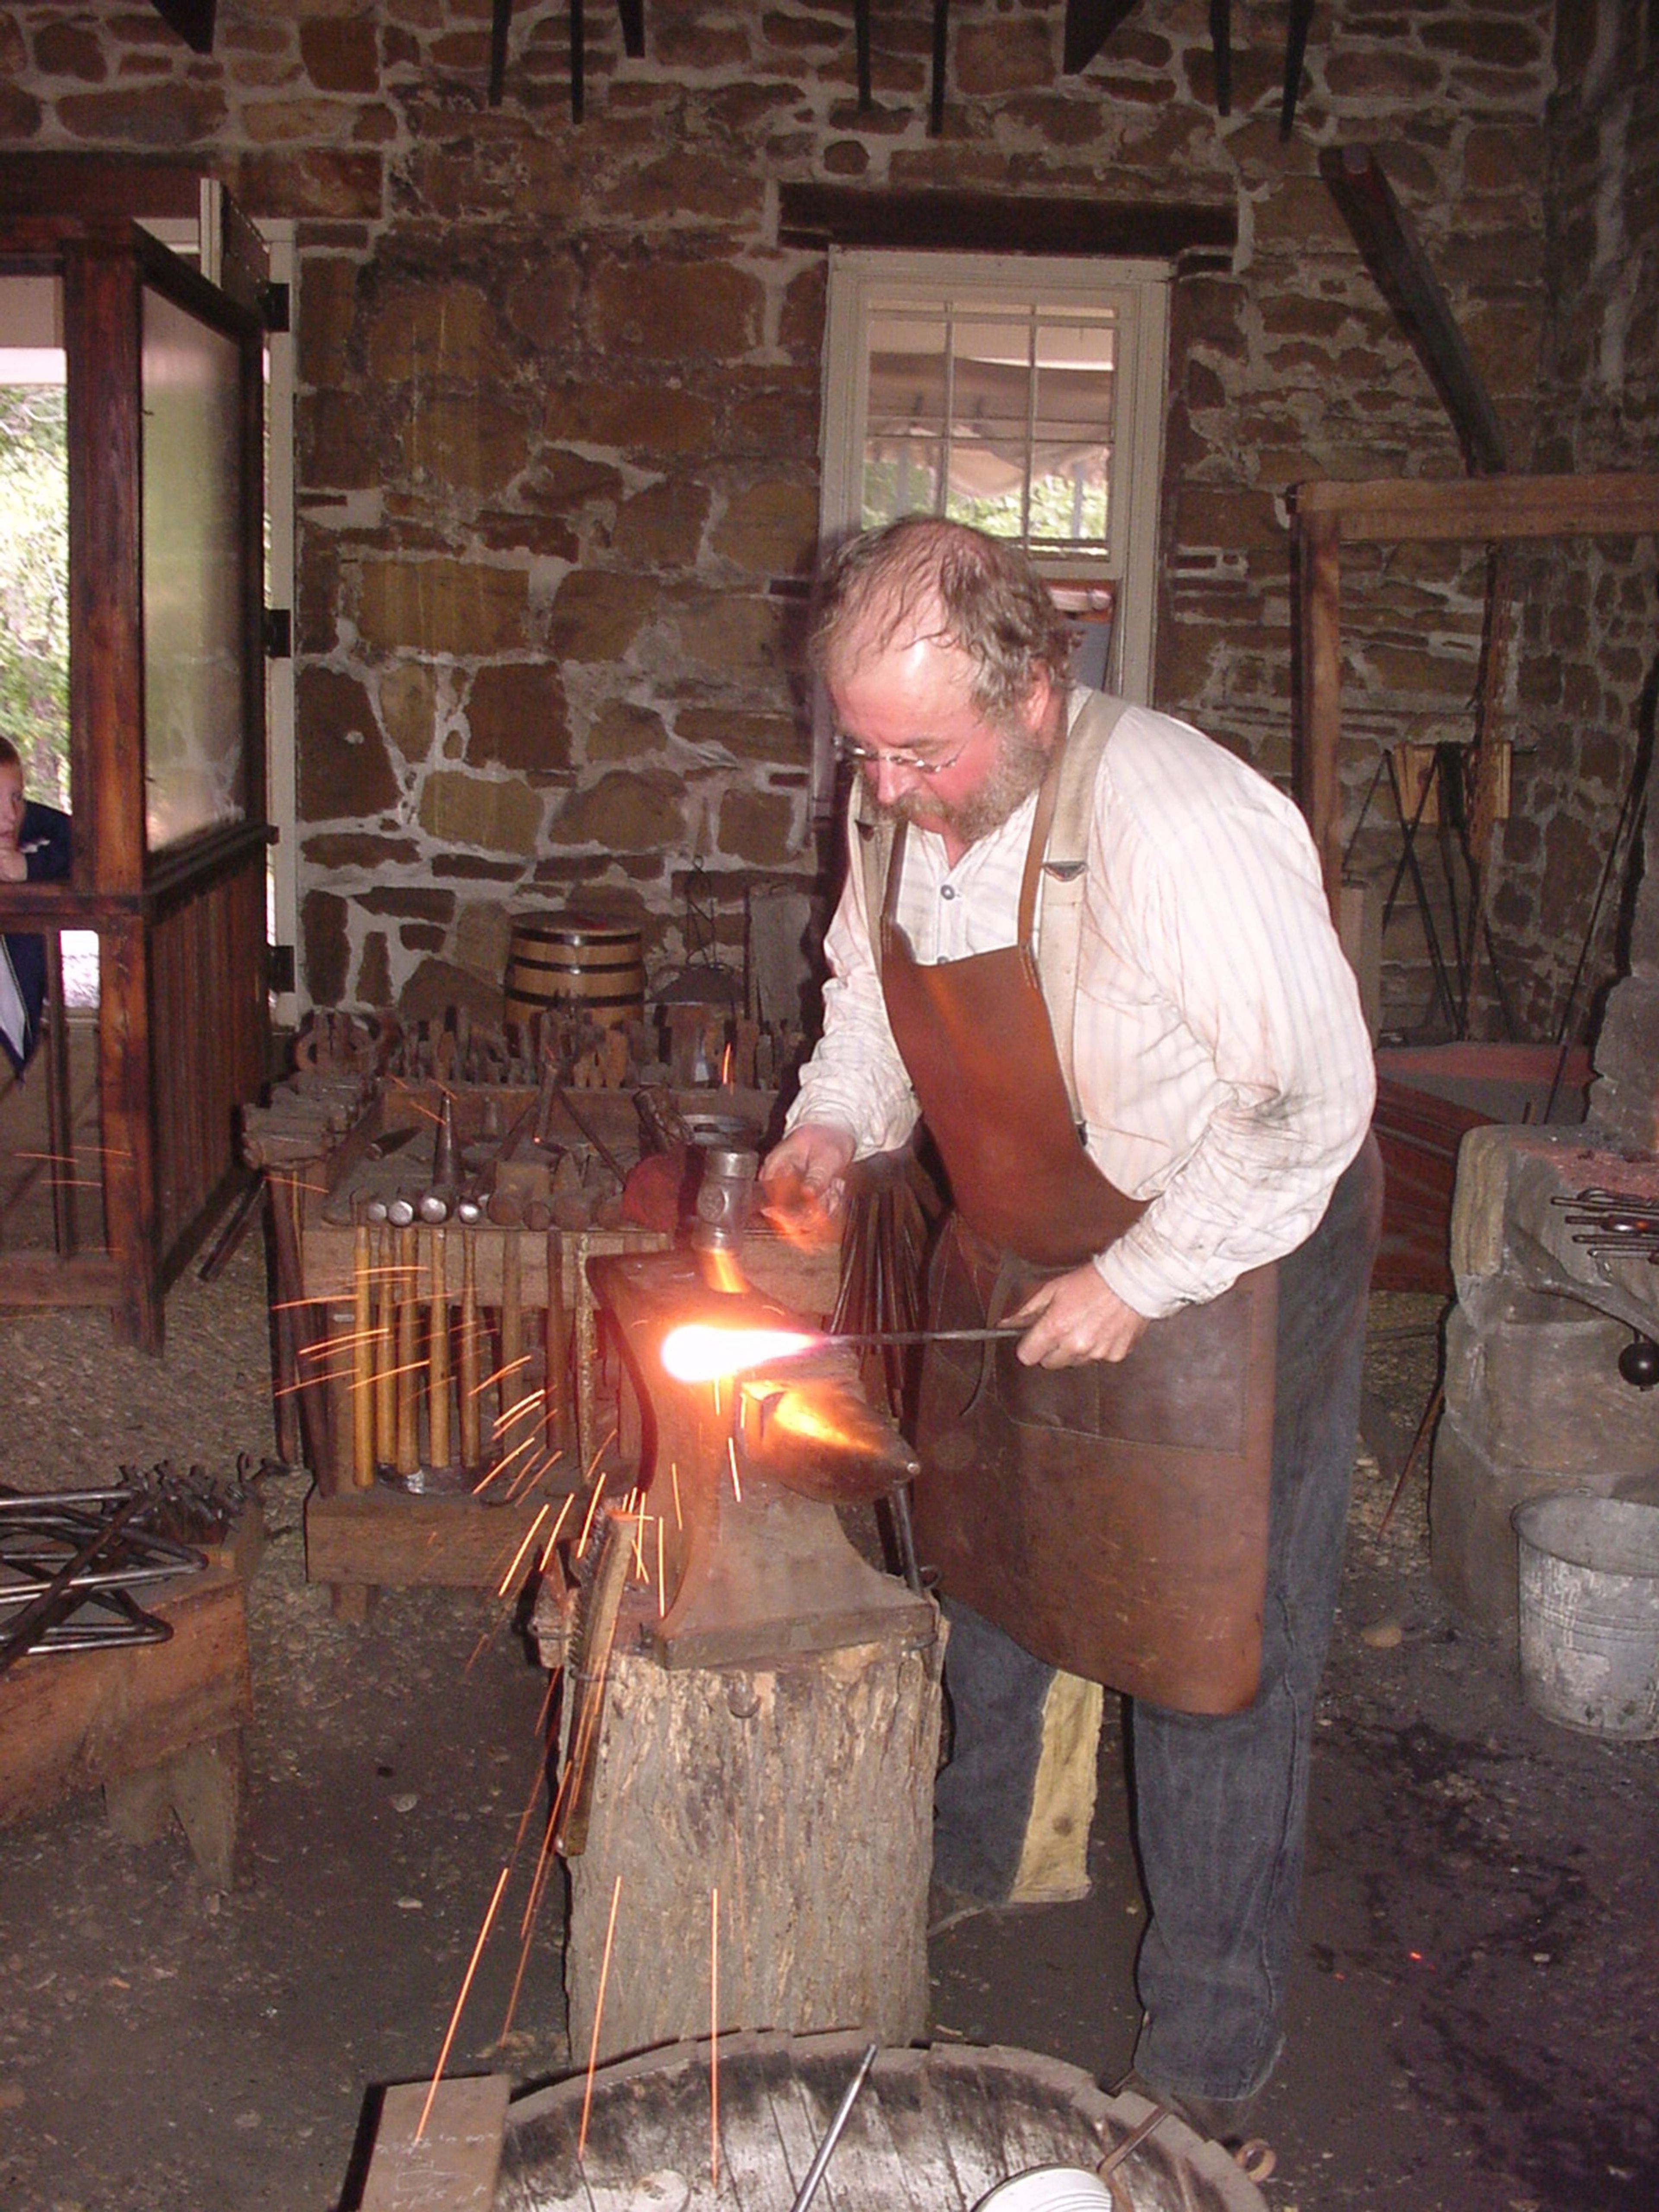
[{"x1": 3, "y1": 0, "x2": 1652, "y2": 1038}]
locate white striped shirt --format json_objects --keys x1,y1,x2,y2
[{"x1": 788, "y1": 694, "x2": 1376, "y2": 1318}]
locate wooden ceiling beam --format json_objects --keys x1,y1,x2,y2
[
  {"x1": 1062, "y1": 0, "x2": 1141, "y2": 77},
  {"x1": 149, "y1": 0, "x2": 214, "y2": 54},
  {"x1": 1321, "y1": 144, "x2": 1506, "y2": 476},
  {"x1": 778, "y1": 183, "x2": 1236, "y2": 261}
]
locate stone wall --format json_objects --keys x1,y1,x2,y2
[
  {"x1": 0, "y1": 0, "x2": 1562, "y2": 1019},
  {"x1": 1503, "y1": 0, "x2": 1659, "y2": 1123}
]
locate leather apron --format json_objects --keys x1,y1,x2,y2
[{"x1": 878, "y1": 744, "x2": 1278, "y2": 1715}]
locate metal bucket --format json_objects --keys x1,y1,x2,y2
[
  {"x1": 1512, "y1": 1494, "x2": 1659, "y2": 1738},
  {"x1": 505, "y1": 911, "x2": 645, "y2": 1033}
]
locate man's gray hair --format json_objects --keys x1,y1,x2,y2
[{"x1": 810, "y1": 517, "x2": 1074, "y2": 723}]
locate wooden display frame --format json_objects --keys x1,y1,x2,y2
[
  {"x1": 1290, "y1": 470, "x2": 1659, "y2": 916},
  {"x1": 0, "y1": 209, "x2": 271, "y2": 1349}
]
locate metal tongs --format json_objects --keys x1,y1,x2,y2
[{"x1": 1551, "y1": 1186, "x2": 1659, "y2": 1261}]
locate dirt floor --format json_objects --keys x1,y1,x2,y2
[{"x1": 0, "y1": 1241, "x2": 1654, "y2": 2212}]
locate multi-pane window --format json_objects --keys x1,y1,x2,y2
[
  {"x1": 820, "y1": 253, "x2": 1170, "y2": 708},
  {"x1": 861, "y1": 299, "x2": 1120, "y2": 558}
]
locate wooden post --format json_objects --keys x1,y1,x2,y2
[
  {"x1": 459, "y1": 1229, "x2": 482, "y2": 1471},
  {"x1": 352, "y1": 1211, "x2": 375, "y2": 1487},
  {"x1": 1295, "y1": 505, "x2": 1344, "y2": 921},
  {"x1": 565, "y1": 1626, "x2": 941, "y2": 2065},
  {"x1": 395, "y1": 1224, "x2": 420, "y2": 1477}
]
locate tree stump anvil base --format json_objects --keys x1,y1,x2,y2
[{"x1": 563, "y1": 1249, "x2": 943, "y2": 2061}]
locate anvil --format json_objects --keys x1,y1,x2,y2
[{"x1": 586, "y1": 1249, "x2": 933, "y2": 1670}]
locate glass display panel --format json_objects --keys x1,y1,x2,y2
[
  {"x1": 0, "y1": 275, "x2": 70, "y2": 814},
  {"x1": 141, "y1": 284, "x2": 246, "y2": 851}
]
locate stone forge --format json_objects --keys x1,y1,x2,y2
[{"x1": 1432, "y1": 788, "x2": 1659, "y2": 1627}]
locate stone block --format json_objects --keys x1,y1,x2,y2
[
  {"x1": 587, "y1": 700, "x2": 668, "y2": 763},
  {"x1": 1429, "y1": 1413, "x2": 1546, "y2": 1631},
  {"x1": 378, "y1": 661, "x2": 438, "y2": 763},
  {"x1": 676, "y1": 709, "x2": 803, "y2": 763},
  {"x1": 358, "y1": 887, "x2": 455, "y2": 922},
  {"x1": 556, "y1": 769, "x2": 685, "y2": 852},
  {"x1": 956, "y1": 18, "x2": 1051, "y2": 93},
  {"x1": 667, "y1": 590, "x2": 789, "y2": 673},
  {"x1": 1443, "y1": 1298, "x2": 1659, "y2": 1480},
  {"x1": 591, "y1": 260, "x2": 763, "y2": 359},
  {"x1": 710, "y1": 480, "x2": 818, "y2": 577},
  {"x1": 237, "y1": 150, "x2": 383, "y2": 219},
  {"x1": 453, "y1": 899, "x2": 513, "y2": 985},
  {"x1": 357, "y1": 560, "x2": 528, "y2": 657},
  {"x1": 302, "y1": 390, "x2": 383, "y2": 492},
  {"x1": 299, "y1": 14, "x2": 378, "y2": 93},
  {"x1": 609, "y1": 481, "x2": 712, "y2": 569},
  {"x1": 297, "y1": 668, "x2": 402, "y2": 820},
  {"x1": 398, "y1": 957, "x2": 505, "y2": 1029},
  {"x1": 467, "y1": 664, "x2": 569, "y2": 775},
  {"x1": 302, "y1": 890, "x2": 350, "y2": 1007},
  {"x1": 303, "y1": 833, "x2": 421, "y2": 870},
  {"x1": 542, "y1": 383, "x2": 715, "y2": 454},
  {"x1": 57, "y1": 85, "x2": 229, "y2": 143},
  {"x1": 357, "y1": 929, "x2": 391, "y2": 1007},
  {"x1": 524, "y1": 451, "x2": 626, "y2": 511},
  {"x1": 547, "y1": 571, "x2": 658, "y2": 661},
  {"x1": 418, "y1": 770, "x2": 544, "y2": 857},
  {"x1": 365, "y1": 282, "x2": 498, "y2": 384},
  {"x1": 717, "y1": 788, "x2": 795, "y2": 866},
  {"x1": 297, "y1": 257, "x2": 359, "y2": 390},
  {"x1": 405, "y1": 393, "x2": 532, "y2": 499}
]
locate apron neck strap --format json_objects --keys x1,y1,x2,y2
[{"x1": 1016, "y1": 734, "x2": 1067, "y2": 946}]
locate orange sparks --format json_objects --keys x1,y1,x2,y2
[
  {"x1": 659, "y1": 1323, "x2": 818, "y2": 1384},
  {"x1": 720, "y1": 1040, "x2": 734, "y2": 1087},
  {"x1": 727, "y1": 1436, "x2": 742, "y2": 1503},
  {"x1": 710, "y1": 1886, "x2": 721, "y2": 2186},
  {"x1": 575, "y1": 1471, "x2": 610, "y2": 1554},
  {"x1": 415, "y1": 1863, "x2": 512, "y2": 2143},
  {"x1": 537, "y1": 1491, "x2": 577, "y2": 1570},
  {"x1": 671, "y1": 1460, "x2": 683, "y2": 1529},
  {"x1": 656, "y1": 1514, "x2": 666, "y2": 1620},
  {"x1": 496, "y1": 1502, "x2": 553, "y2": 1599},
  {"x1": 578, "y1": 1875, "x2": 624, "y2": 2161}
]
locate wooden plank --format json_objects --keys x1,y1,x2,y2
[
  {"x1": 362, "y1": 2076, "x2": 510, "y2": 2212},
  {"x1": 0, "y1": 1252, "x2": 121, "y2": 1304},
  {"x1": 776, "y1": 184, "x2": 1237, "y2": 261},
  {"x1": 1294, "y1": 471, "x2": 1659, "y2": 543},
  {"x1": 1319, "y1": 145, "x2": 1506, "y2": 474},
  {"x1": 1295, "y1": 508, "x2": 1344, "y2": 919},
  {"x1": 0, "y1": 1567, "x2": 251, "y2": 1822},
  {"x1": 0, "y1": 154, "x2": 203, "y2": 220},
  {"x1": 303, "y1": 1485, "x2": 567, "y2": 1591}
]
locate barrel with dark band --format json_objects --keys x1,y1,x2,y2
[{"x1": 504, "y1": 912, "x2": 645, "y2": 1033}]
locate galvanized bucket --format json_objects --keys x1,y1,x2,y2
[{"x1": 1513, "y1": 1493, "x2": 1659, "y2": 1738}]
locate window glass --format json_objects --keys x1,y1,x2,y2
[
  {"x1": 141, "y1": 283, "x2": 247, "y2": 850},
  {"x1": 860, "y1": 299, "x2": 1118, "y2": 555}
]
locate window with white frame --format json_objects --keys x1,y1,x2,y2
[{"x1": 819, "y1": 251, "x2": 1171, "y2": 729}]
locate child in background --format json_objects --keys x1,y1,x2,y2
[{"x1": 0, "y1": 735, "x2": 72, "y2": 1076}]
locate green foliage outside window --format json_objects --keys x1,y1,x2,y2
[{"x1": 0, "y1": 384, "x2": 69, "y2": 808}]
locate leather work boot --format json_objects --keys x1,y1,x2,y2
[{"x1": 1110, "y1": 2067, "x2": 1259, "y2": 2150}]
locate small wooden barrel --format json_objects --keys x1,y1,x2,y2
[{"x1": 504, "y1": 911, "x2": 644, "y2": 1033}]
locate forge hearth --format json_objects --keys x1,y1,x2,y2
[{"x1": 1432, "y1": 1125, "x2": 1659, "y2": 1626}]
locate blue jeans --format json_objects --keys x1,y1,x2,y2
[{"x1": 933, "y1": 1137, "x2": 1383, "y2": 2103}]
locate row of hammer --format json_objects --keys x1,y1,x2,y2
[{"x1": 344, "y1": 1217, "x2": 544, "y2": 1489}]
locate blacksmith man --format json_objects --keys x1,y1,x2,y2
[{"x1": 762, "y1": 517, "x2": 1381, "y2": 2142}]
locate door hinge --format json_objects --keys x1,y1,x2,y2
[
  {"x1": 260, "y1": 280, "x2": 290, "y2": 334},
  {"x1": 263, "y1": 608, "x2": 292, "y2": 660},
  {"x1": 267, "y1": 944, "x2": 296, "y2": 994}
]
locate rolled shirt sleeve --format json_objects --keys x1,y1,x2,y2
[
  {"x1": 1078, "y1": 714, "x2": 1376, "y2": 1318},
  {"x1": 785, "y1": 817, "x2": 922, "y2": 1158}
]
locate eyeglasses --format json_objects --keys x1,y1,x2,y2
[{"x1": 833, "y1": 737, "x2": 969, "y2": 779}]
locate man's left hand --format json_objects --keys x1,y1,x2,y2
[{"x1": 1009, "y1": 1266, "x2": 1150, "y2": 1368}]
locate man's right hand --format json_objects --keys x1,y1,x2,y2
[{"x1": 758, "y1": 1122, "x2": 856, "y2": 1242}]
